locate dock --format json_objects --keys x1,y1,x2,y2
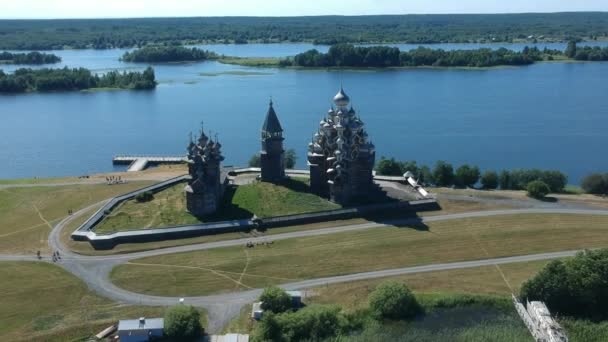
[{"x1": 112, "y1": 155, "x2": 188, "y2": 172}]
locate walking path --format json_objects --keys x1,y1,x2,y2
[{"x1": 2, "y1": 187, "x2": 608, "y2": 332}]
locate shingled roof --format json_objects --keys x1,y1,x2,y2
[{"x1": 262, "y1": 100, "x2": 283, "y2": 133}]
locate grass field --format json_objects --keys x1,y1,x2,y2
[
  {"x1": 432, "y1": 186, "x2": 608, "y2": 209},
  {"x1": 94, "y1": 178, "x2": 340, "y2": 234},
  {"x1": 308, "y1": 261, "x2": 549, "y2": 310},
  {"x1": 95, "y1": 182, "x2": 202, "y2": 233},
  {"x1": 0, "y1": 261, "x2": 206, "y2": 342},
  {"x1": 66, "y1": 195, "x2": 507, "y2": 255},
  {"x1": 0, "y1": 181, "x2": 155, "y2": 254},
  {"x1": 218, "y1": 57, "x2": 282, "y2": 67},
  {"x1": 199, "y1": 71, "x2": 273, "y2": 76},
  {"x1": 110, "y1": 213, "x2": 608, "y2": 297}
]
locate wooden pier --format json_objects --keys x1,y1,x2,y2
[{"x1": 112, "y1": 155, "x2": 187, "y2": 172}]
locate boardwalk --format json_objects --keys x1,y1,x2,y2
[{"x1": 112, "y1": 155, "x2": 187, "y2": 172}]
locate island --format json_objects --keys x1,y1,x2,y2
[
  {"x1": 220, "y1": 42, "x2": 608, "y2": 69},
  {"x1": 0, "y1": 66, "x2": 157, "y2": 93},
  {"x1": 120, "y1": 46, "x2": 218, "y2": 63},
  {"x1": 0, "y1": 51, "x2": 61, "y2": 64}
]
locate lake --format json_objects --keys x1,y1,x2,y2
[{"x1": 1, "y1": 42, "x2": 608, "y2": 183}]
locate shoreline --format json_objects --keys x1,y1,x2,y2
[
  {"x1": 3, "y1": 38, "x2": 608, "y2": 52},
  {"x1": 217, "y1": 56, "x2": 607, "y2": 71}
]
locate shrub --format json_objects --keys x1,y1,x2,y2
[
  {"x1": 135, "y1": 191, "x2": 154, "y2": 202},
  {"x1": 368, "y1": 281, "x2": 421, "y2": 320},
  {"x1": 581, "y1": 173, "x2": 608, "y2": 195},
  {"x1": 164, "y1": 305, "x2": 203, "y2": 340},
  {"x1": 260, "y1": 286, "x2": 292, "y2": 314},
  {"x1": 252, "y1": 305, "x2": 349, "y2": 342},
  {"x1": 480, "y1": 170, "x2": 499, "y2": 189},
  {"x1": 526, "y1": 180, "x2": 550, "y2": 199}
]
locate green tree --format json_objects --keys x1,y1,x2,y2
[
  {"x1": 520, "y1": 260, "x2": 572, "y2": 314},
  {"x1": 581, "y1": 173, "x2": 608, "y2": 195},
  {"x1": 143, "y1": 66, "x2": 155, "y2": 82},
  {"x1": 418, "y1": 165, "x2": 433, "y2": 185},
  {"x1": 375, "y1": 157, "x2": 403, "y2": 176},
  {"x1": 368, "y1": 281, "x2": 421, "y2": 320},
  {"x1": 565, "y1": 40, "x2": 577, "y2": 58},
  {"x1": 284, "y1": 149, "x2": 297, "y2": 169},
  {"x1": 520, "y1": 249, "x2": 608, "y2": 319},
  {"x1": 275, "y1": 305, "x2": 343, "y2": 341},
  {"x1": 252, "y1": 312, "x2": 283, "y2": 342},
  {"x1": 260, "y1": 286, "x2": 292, "y2": 314},
  {"x1": 480, "y1": 170, "x2": 499, "y2": 189},
  {"x1": 400, "y1": 160, "x2": 419, "y2": 178},
  {"x1": 454, "y1": 164, "x2": 480, "y2": 188},
  {"x1": 539, "y1": 170, "x2": 567, "y2": 193},
  {"x1": 432, "y1": 161, "x2": 454, "y2": 187},
  {"x1": 526, "y1": 180, "x2": 550, "y2": 199},
  {"x1": 499, "y1": 170, "x2": 512, "y2": 189},
  {"x1": 249, "y1": 153, "x2": 261, "y2": 167},
  {"x1": 164, "y1": 305, "x2": 203, "y2": 340}
]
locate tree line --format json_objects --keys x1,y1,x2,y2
[
  {"x1": 249, "y1": 149, "x2": 297, "y2": 169},
  {"x1": 120, "y1": 46, "x2": 218, "y2": 63},
  {"x1": 284, "y1": 42, "x2": 608, "y2": 68},
  {"x1": 565, "y1": 41, "x2": 608, "y2": 61},
  {"x1": 285, "y1": 44, "x2": 538, "y2": 68},
  {"x1": 1, "y1": 13, "x2": 607, "y2": 50},
  {"x1": 0, "y1": 51, "x2": 61, "y2": 64},
  {"x1": 375, "y1": 157, "x2": 569, "y2": 194},
  {"x1": 0, "y1": 66, "x2": 156, "y2": 93}
]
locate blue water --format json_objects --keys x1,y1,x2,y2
[{"x1": 1, "y1": 43, "x2": 608, "y2": 183}]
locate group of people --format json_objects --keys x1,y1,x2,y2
[
  {"x1": 36, "y1": 250, "x2": 61, "y2": 262},
  {"x1": 245, "y1": 240, "x2": 273, "y2": 248},
  {"x1": 51, "y1": 251, "x2": 61, "y2": 262},
  {"x1": 106, "y1": 175, "x2": 126, "y2": 185}
]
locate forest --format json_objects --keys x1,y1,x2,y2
[
  {"x1": 0, "y1": 51, "x2": 61, "y2": 64},
  {"x1": 0, "y1": 13, "x2": 607, "y2": 50},
  {"x1": 572, "y1": 45, "x2": 608, "y2": 61},
  {"x1": 121, "y1": 46, "x2": 218, "y2": 63},
  {"x1": 0, "y1": 67, "x2": 156, "y2": 93},
  {"x1": 287, "y1": 44, "x2": 539, "y2": 68}
]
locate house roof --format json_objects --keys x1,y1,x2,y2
[{"x1": 118, "y1": 318, "x2": 164, "y2": 331}]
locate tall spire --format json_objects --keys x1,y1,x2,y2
[{"x1": 262, "y1": 97, "x2": 283, "y2": 135}]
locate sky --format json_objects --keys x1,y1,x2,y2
[{"x1": 2, "y1": 0, "x2": 607, "y2": 19}]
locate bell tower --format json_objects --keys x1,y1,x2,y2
[{"x1": 260, "y1": 99, "x2": 285, "y2": 182}]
